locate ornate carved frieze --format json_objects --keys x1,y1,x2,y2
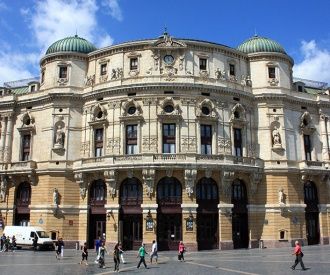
[
  {"x1": 221, "y1": 171, "x2": 235, "y2": 198},
  {"x1": 142, "y1": 168, "x2": 155, "y2": 197},
  {"x1": 99, "y1": 75, "x2": 108, "y2": 83},
  {"x1": 142, "y1": 136, "x2": 158, "y2": 152},
  {"x1": 184, "y1": 169, "x2": 197, "y2": 197},
  {"x1": 160, "y1": 66, "x2": 178, "y2": 81},
  {"x1": 230, "y1": 103, "x2": 247, "y2": 127},
  {"x1": 300, "y1": 111, "x2": 315, "y2": 134},
  {"x1": 166, "y1": 168, "x2": 173, "y2": 178},
  {"x1": 248, "y1": 143, "x2": 257, "y2": 158},
  {"x1": 85, "y1": 74, "x2": 95, "y2": 87},
  {"x1": 157, "y1": 97, "x2": 182, "y2": 121},
  {"x1": 120, "y1": 99, "x2": 144, "y2": 122},
  {"x1": 57, "y1": 77, "x2": 68, "y2": 86},
  {"x1": 80, "y1": 142, "x2": 90, "y2": 156},
  {"x1": 215, "y1": 68, "x2": 226, "y2": 80},
  {"x1": 89, "y1": 103, "x2": 107, "y2": 124},
  {"x1": 107, "y1": 138, "x2": 120, "y2": 154},
  {"x1": 111, "y1": 68, "x2": 123, "y2": 80},
  {"x1": 181, "y1": 136, "x2": 196, "y2": 152},
  {"x1": 74, "y1": 172, "x2": 87, "y2": 200},
  {"x1": 217, "y1": 137, "x2": 231, "y2": 154},
  {"x1": 104, "y1": 170, "x2": 117, "y2": 197},
  {"x1": 195, "y1": 98, "x2": 218, "y2": 120},
  {"x1": 241, "y1": 75, "x2": 252, "y2": 86},
  {"x1": 268, "y1": 78, "x2": 279, "y2": 86}
]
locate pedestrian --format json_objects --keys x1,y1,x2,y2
[
  {"x1": 291, "y1": 240, "x2": 307, "y2": 270},
  {"x1": 113, "y1": 243, "x2": 120, "y2": 272},
  {"x1": 98, "y1": 242, "x2": 109, "y2": 269},
  {"x1": 33, "y1": 235, "x2": 38, "y2": 252},
  {"x1": 56, "y1": 237, "x2": 64, "y2": 259},
  {"x1": 1, "y1": 233, "x2": 6, "y2": 252},
  {"x1": 11, "y1": 235, "x2": 16, "y2": 252},
  {"x1": 4, "y1": 236, "x2": 10, "y2": 252},
  {"x1": 94, "y1": 236, "x2": 102, "y2": 263},
  {"x1": 178, "y1": 241, "x2": 185, "y2": 262},
  {"x1": 150, "y1": 240, "x2": 158, "y2": 264},
  {"x1": 60, "y1": 237, "x2": 64, "y2": 258},
  {"x1": 118, "y1": 242, "x2": 126, "y2": 264},
  {"x1": 137, "y1": 243, "x2": 148, "y2": 269},
  {"x1": 80, "y1": 242, "x2": 88, "y2": 266}
]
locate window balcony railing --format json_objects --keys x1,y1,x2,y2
[
  {"x1": 16, "y1": 199, "x2": 30, "y2": 207},
  {"x1": 120, "y1": 197, "x2": 143, "y2": 206},
  {"x1": 157, "y1": 196, "x2": 182, "y2": 206},
  {"x1": 10, "y1": 160, "x2": 37, "y2": 170},
  {"x1": 89, "y1": 199, "x2": 106, "y2": 206}
]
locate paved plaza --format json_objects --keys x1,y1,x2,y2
[{"x1": 0, "y1": 245, "x2": 330, "y2": 275}]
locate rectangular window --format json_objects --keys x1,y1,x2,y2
[
  {"x1": 130, "y1": 58, "x2": 138, "y2": 70},
  {"x1": 268, "y1": 67, "x2": 276, "y2": 78},
  {"x1": 298, "y1": 85, "x2": 303, "y2": 92},
  {"x1": 126, "y1": 124, "x2": 138, "y2": 155},
  {"x1": 30, "y1": 85, "x2": 35, "y2": 92},
  {"x1": 41, "y1": 70, "x2": 45, "y2": 83},
  {"x1": 59, "y1": 66, "x2": 67, "y2": 78},
  {"x1": 201, "y1": 124, "x2": 212, "y2": 155},
  {"x1": 100, "y1": 63, "x2": 107, "y2": 75},
  {"x1": 304, "y1": 134, "x2": 312, "y2": 161},
  {"x1": 163, "y1": 124, "x2": 176, "y2": 153},
  {"x1": 233, "y1": 128, "x2": 242, "y2": 157},
  {"x1": 94, "y1": 128, "x2": 103, "y2": 157},
  {"x1": 199, "y1": 58, "x2": 207, "y2": 70},
  {"x1": 229, "y1": 64, "x2": 235, "y2": 76},
  {"x1": 22, "y1": 134, "x2": 31, "y2": 161}
]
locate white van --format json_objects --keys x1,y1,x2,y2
[{"x1": 3, "y1": 226, "x2": 54, "y2": 250}]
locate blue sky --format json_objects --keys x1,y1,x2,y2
[{"x1": 0, "y1": 0, "x2": 330, "y2": 85}]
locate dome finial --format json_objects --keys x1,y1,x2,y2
[{"x1": 254, "y1": 27, "x2": 258, "y2": 37}]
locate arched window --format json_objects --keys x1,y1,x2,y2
[
  {"x1": 231, "y1": 179, "x2": 247, "y2": 205},
  {"x1": 16, "y1": 182, "x2": 31, "y2": 207},
  {"x1": 157, "y1": 177, "x2": 182, "y2": 205},
  {"x1": 89, "y1": 179, "x2": 106, "y2": 205},
  {"x1": 196, "y1": 178, "x2": 218, "y2": 202},
  {"x1": 120, "y1": 178, "x2": 142, "y2": 205}
]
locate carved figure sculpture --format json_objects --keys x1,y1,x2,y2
[
  {"x1": 0, "y1": 175, "x2": 8, "y2": 202},
  {"x1": 278, "y1": 188, "x2": 285, "y2": 204},
  {"x1": 55, "y1": 125, "x2": 64, "y2": 147},
  {"x1": 272, "y1": 127, "x2": 281, "y2": 147}
]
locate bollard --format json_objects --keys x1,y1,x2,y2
[
  {"x1": 259, "y1": 239, "x2": 263, "y2": 249},
  {"x1": 76, "y1": 242, "x2": 79, "y2": 250}
]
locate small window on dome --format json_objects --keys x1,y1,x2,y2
[
  {"x1": 201, "y1": 106, "x2": 210, "y2": 116},
  {"x1": 127, "y1": 106, "x2": 136, "y2": 115},
  {"x1": 100, "y1": 64, "x2": 107, "y2": 75},
  {"x1": 268, "y1": 67, "x2": 276, "y2": 79},
  {"x1": 41, "y1": 69, "x2": 45, "y2": 84},
  {"x1": 130, "y1": 58, "x2": 138, "y2": 70},
  {"x1": 229, "y1": 64, "x2": 235, "y2": 76},
  {"x1": 164, "y1": 105, "x2": 174, "y2": 113},
  {"x1": 199, "y1": 58, "x2": 207, "y2": 71},
  {"x1": 59, "y1": 66, "x2": 67, "y2": 79}
]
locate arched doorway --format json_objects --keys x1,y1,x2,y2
[
  {"x1": 119, "y1": 177, "x2": 142, "y2": 250},
  {"x1": 14, "y1": 182, "x2": 31, "y2": 226},
  {"x1": 157, "y1": 177, "x2": 182, "y2": 250},
  {"x1": 304, "y1": 181, "x2": 320, "y2": 245},
  {"x1": 196, "y1": 177, "x2": 219, "y2": 250},
  {"x1": 88, "y1": 179, "x2": 106, "y2": 248},
  {"x1": 231, "y1": 179, "x2": 249, "y2": 249}
]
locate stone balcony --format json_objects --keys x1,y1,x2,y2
[
  {"x1": 9, "y1": 160, "x2": 37, "y2": 173},
  {"x1": 73, "y1": 153, "x2": 264, "y2": 172}
]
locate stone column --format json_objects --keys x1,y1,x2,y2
[
  {"x1": 218, "y1": 203, "x2": 234, "y2": 250},
  {"x1": 4, "y1": 115, "x2": 13, "y2": 163},
  {"x1": 181, "y1": 204, "x2": 198, "y2": 251},
  {"x1": 141, "y1": 204, "x2": 157, "y2": 251},
  {"x1": 320, "y1": 114, "x2": 329, "y2": 161},
  {"x1": 0, "y1": 117, "x2": 7, "y2": 161}
]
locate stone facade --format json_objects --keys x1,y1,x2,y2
[{"x1": 0, "y1": 32, "x2": 329, "y2": 250}]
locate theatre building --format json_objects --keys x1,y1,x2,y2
[{"x1": 0, "y1": 32, "x2": 330, "y2": 250}]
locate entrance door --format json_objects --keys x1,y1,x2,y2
[
  {"x1": 232, "y1": 179, "x2": 249, "y2": 249},
  {"x1": 157, "y1": 213, "x2": 182, "y2": 250},
  {"x1": 305, "y1": 212, "x2": 319, "y2": 245},
  {"x1": 304, "y1": 181, "x2": 320, "y2": 245},
  {"x1": 197, "y1": 213, "x2": 218, "y2": 250},
  {"x1": 122, "y1": 214, "x2": 142, "y2": 250},
  {"x1": 232, "y1": 213, "x2": 248, "y2": 249},
  {"x1": 88, "y1": 214, "x2": 106, "y2": 248}
]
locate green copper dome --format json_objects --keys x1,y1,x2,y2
[
  {"x1": 46, "y1": 35, "x2": 97, "y2": 55},
  {"x1": 237, "y1": 35, "x2": 286, "y2": 54}
]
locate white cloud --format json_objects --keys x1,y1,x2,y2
[
  {"x1": 0, "y1": 1, "x2": 8, "y2": 11},
  {"x1": 102, "y1": 0, "x2": 123, "y2": 21},
  {"x1": 96, "y1": 34, "x2": 114, "y2": 48},
  {"x1": 293, "y1": 40, "x2": 330, "y2": 85}
]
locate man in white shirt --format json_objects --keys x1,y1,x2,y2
[{"x1": 150, "y1": 240, "x2": 158, "y2": 264}]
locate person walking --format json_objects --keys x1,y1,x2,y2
[
  {"x1": 4, "y1": 236, "x2": 10, "y2": 252},
  {"x1": 98, "y1": 242, "x2": 109, "y2": 269},
  {"x1": 94, "y1": 237, "x2": 102, "y2": 263},
  {"x1": 0, "y1": 233, "x2": 5, "y2": 252},
  {"x1": 113, "y1": 243, "x2": 120, "y2": 272},
  {"x1": 33, "y1": 235, "x2": 38, "y2": 252},
  {"x1": 137, "y1": 243, "x2": 148, "y2": 269},
  {"x1": 118, "y1": 242, "x2": 126, "y2": 264},
  {"x1": 178, "y1": 241, "x2": 185, "y2": 262},
  {"x1": 150, "y1": 240, "x2": 158, "y2": 264},
  {"x1": 11, "y1": 235, "x2": 17, "y2": 252},
  {"x1": 56, "y1": 238, "x2": 64, "y2": 259},
  {"x1": 291, "y1": 240, "x2": 307, "y2": 270},
  {"x1": 80, "y1": 242, "x2": 88, "y2": 265}
]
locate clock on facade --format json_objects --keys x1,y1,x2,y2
[{"x1": 164, "y1": 55, "x2": 174, "y2": 65}]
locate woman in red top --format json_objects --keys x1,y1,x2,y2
[
  {"x1": 178, "y1": 241, "x2": 185, "y2": 262},
  {"x1": 291, "y1": 240, "x2": 306, "y2": 270}
]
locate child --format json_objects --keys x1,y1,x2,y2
[{"x1": 80, "y1": 242, "x2": 88, "y2": 266}]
